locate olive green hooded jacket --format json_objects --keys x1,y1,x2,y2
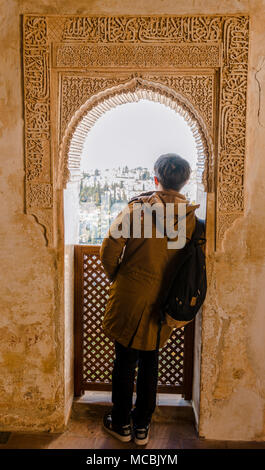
[{"x1": 100, "y1": 189, "x2": 200, "y2": 351}]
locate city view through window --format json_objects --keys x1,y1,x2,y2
[{"x1": 79, "y1": 100, "x2": 198, "y2": 245}]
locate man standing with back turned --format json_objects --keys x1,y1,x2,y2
[{"x1": 100, "y1": 153, "x2": 200, "y2": 445}]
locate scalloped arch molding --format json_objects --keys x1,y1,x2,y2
[
  {"x1": 22, "y1": 15, "x2": 249, "y2": 248},
  {"x1": 59, "y1": 77, "x2": 214, "y2": 193}
]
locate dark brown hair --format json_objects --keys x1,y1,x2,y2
[{"x1": 154, "y1": 153, "x2": 191, "y2": 191}]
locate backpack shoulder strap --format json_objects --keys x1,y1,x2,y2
[{"x1": 189, "y1": 216, "x2": 206, "y2": 243}]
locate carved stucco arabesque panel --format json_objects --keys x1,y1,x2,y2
[
  {"x1": 60, "y1": 74, "x2": 214, "y2": 144},
  {"x1": 23, "y1": 15, "x2": 249, "y2": 247}
]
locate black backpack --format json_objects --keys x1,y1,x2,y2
[{"x1": 155, "y1": 217, "x2": 207, "y2": 351}]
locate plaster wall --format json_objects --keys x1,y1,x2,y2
[
  {"x1": 64, "y1": 180, "x2": 80, "y2": 424},
  {"x1": 0, "y1": 0, "x2": 264, "y2": 440}
]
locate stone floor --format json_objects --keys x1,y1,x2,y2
[
  {"x1": 0, "y1": 418, "x2": 264, "y2": 449},
  {"x1": 0, "y1": 393, "x2": 264, "y2": 449}
]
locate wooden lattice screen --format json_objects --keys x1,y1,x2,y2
[{"x1": 74, "y1": 245, "x2": 195, "y2": 398}]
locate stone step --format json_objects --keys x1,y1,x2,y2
[{"x1": 72, "y1": 392, "x2": 194, "y2": 424}]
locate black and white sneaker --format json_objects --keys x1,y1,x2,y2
[
  {"x1": 133, "y1": 423, "x2": 150, "y2": 446},
  {"x1": 103, "y1": 412, "x2": 132, "y2": 442}
]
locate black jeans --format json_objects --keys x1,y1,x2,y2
[{"x1": 111, "y1": 340, "x2": 159, "y2": 427}]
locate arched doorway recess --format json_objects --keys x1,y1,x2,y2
[{"x1": 62, "y1": 78, "x2": 212, "y2": 427}]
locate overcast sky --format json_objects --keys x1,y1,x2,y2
[{"x1": 81, "y1": 100, "x2": 197, "y2": 172}]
